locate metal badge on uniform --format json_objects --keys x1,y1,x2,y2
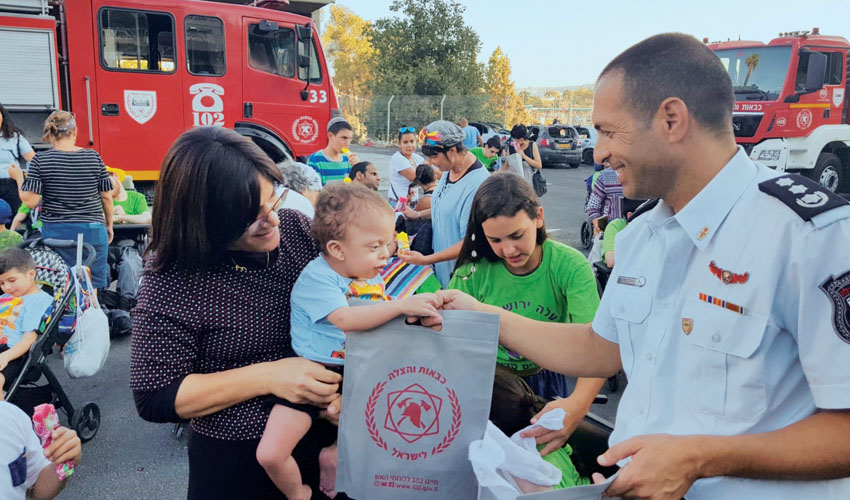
[
  {"x1": 617, "y1": 275, "x2": 646, "y2": 287},
  {"x1": 819, "y1": 270, "x2": 850, "y2": 345},
  {"x1": 709, "y1": 261, "x2": 749, "y2": 285},
  {"x1": 681, "y1": 318, "x2": 693, "y2": 335}
]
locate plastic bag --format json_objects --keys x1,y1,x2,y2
[
  {"x1": 336, "y1": 310, "x2": 500, "y2": 500},
  {"x1": 64, "y1": 266, "x2": 109, "y2": 378}
]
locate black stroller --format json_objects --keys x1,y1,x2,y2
[{"x1": 5, "y1": 238, "x2": 102, "y2": 443}]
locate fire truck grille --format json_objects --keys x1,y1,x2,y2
[{"x1": 732, "y1": 115, "x2": 763, "y2": 138}]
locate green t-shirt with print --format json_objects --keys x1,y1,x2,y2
[
  {"x1": 601, "y1": 218, "x2": 627, "y2": 257},
  {"x1": 114, "y1": 190, "x2": 149, "y2": 216},
  {"x1": 448, "y1": 239, "x2": 599, "y2": 374},
  {"x1": 470, "y1": 147, "x2": 498, "y2": 170},
  {"x1": 0, "y1": 230, "x2": 23, "y2": 251}
]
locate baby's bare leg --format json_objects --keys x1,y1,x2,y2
[
  {"x1": 0, "y1": 372, "x2": 6, "y2": 401},
  {"x1": 257, "y1": 404, "x2": 313, "y2": 500}
]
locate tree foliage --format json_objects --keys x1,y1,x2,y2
[
  {"x1": 369, "y1": 0, "x2": 484, "y2": 96},
  {"x1": 321, "y1": 5, "x2": 376, "y2": 137},
  {"x1": 484, "y1": 47, "x2": 532, "y2": 127}
]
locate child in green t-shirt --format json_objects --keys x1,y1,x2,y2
[
  {"x1": 0, "y1": 200, "x2": 22, "y2": 251},
  {"x1": 448, "y1": 173, "x2": 604, "y2": 480}
]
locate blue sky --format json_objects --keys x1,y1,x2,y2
[{"x1": 332, "y1": 0, "x2": 850, "y2": 87}]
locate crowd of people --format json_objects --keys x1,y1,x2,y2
[{"x1": 3, "y1": 31, "x2": 850, "y2": 500}]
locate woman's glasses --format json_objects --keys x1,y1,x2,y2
[
  {"x1": 399, "y1": 126, "x2": 416, "y2": 134},
  {"x1": 246, "y1": 188, "x2": 289, "y2": 236}
]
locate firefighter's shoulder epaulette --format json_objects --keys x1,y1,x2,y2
[{"x1": 758, "y1": 174, "x2": 849, "y2": 221}]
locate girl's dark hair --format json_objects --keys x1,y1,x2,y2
[
  {"x1": 455, "y1": 173, "x2": 546, "y2": 270},
  {"x1": 414, "y1": 164, "x2": 435, "y2": 186},
  {"x1": 0, "y1": 103, "x2": 23, "y2": 140},
  {"x1": 147, "y1": 127, "x2": 283, "y2": 273},
  {"x1": 510, "y1": 124, "x2": 528, "y2": 140}
]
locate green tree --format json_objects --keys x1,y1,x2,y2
[
  {"x1": 321, "y1": 5, "x2": 376, "y2": 137},
  {"x1": 484, "y1": 47, "x2": 531, "y2": 127},
  {"x1": 369, "y1": 0, "x2": 484, "y2": 96}
]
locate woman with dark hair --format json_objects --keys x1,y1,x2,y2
[
  {"x1": 448, "y1": 173, "x2": 604, "y2": 456},
  {"x1": 388, "y1": 126, "x2": 424, "y2": 204},
  {"x1": 0, "y1": 102, "x2": 36, "y2": 213},
  {"x1": 503, "y1": 124, "x2": 542, "y2": 180},
  {"x1": 130, "y1": 127, "x2": 343, "y2": 500}
]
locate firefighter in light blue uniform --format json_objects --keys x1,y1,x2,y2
[{"x1": 594, "y1": 147, "x2": 850, "y2": 499}]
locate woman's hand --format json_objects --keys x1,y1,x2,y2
[
  {"x1": 106, "y1": 225, "x2": 114, "y2": 244},
  {"x1": 401, "y1": 206, "x2": 418, "y2": 219},
  {"x1": 398, "y1": 249, "x2": 430, "y2": 266},
  {"x1": 321, "y1": 393, "x2": 343, "y2": 426},
  {"x1": 7, "y1": 163, "x2": 23, "y2": 183},
  {"x1": 265, "y1": 357, "x2": 341, "y2": 406},
  {"x1": 45, "y1": 427, "x2": 82, "y2": 466},
  {"x1": 520, "y1": 395, "x2": 592, "y2": 456}
]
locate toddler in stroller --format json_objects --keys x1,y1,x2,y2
[{"x1": 4, "y1": 239, "x2": 102, "y2": 442}]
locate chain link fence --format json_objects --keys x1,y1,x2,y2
[{"x1": 338, "y1": 93, "x2": 594, "y2": 145}]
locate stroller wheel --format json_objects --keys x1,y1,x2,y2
[
  {"x1": 607, "y1": 373, "x2": 620, "y2": 392},
  {"x1": 71, "y1": 403, "x2": 101, "y2": 443},
  {"x1": 580, "y1": 221, "x2": 593, "y2": 250}
]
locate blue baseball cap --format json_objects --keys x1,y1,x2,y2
[{"x1": 0, "y1": 199, "x2": 11, "y2": 225}]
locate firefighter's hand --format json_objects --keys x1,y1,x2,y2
[
  {"x1": 522, "y1": 395, "x2": 589, "y2": 456},
  {"x1": 7, "y1": 164, "x2": 23, "y2": 183},
  {"x1": 593, "y1": 434, "x2": 701, "y2": 500},
  {"x1": 435, "y1": 290, "x2": 483, "y2": 312}
]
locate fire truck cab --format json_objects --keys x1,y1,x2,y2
[
  {"x1": 710, "y1": 29, "x2": 850, "y2": 193},
  {"x1": 0, "y1": 0, "x2": 338, "y2": 190}
]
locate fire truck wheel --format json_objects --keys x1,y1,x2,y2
[{"x1": 809, "y1": 153, "x2": 843, "y2": 193}]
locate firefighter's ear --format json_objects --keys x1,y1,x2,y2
[
  {"x1": 325, "y1": 240, "x2": 345, "y2": 261},
  {"x1": 655, "y1": 96, "x2": 689, "y2": 144}
]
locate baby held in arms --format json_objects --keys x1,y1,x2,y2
[{"x1": 257, "y1": 184, "x2": 443, "y2": 500}]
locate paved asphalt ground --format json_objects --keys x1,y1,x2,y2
[{"x1": 50, "y1": 145, "x2": 623, "y2": 500}]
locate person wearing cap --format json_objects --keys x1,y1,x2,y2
[
  {"x1": 107, "y1": 167, "x2": 150, "y2": 225},
  {"x1": 306, "y1": 118, "x2": 360, "y2": 186},
  {"x1": 399, "y1": 120, "x2": 489, "y2": 287},
  {"x1": 0, "y1": 199, "x2": 22, "y2": 251}
]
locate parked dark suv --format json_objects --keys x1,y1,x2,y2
[{"x1": 528, "y1": 125, "x2": 582, "y2": 168}]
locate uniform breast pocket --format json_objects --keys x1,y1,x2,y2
[
  {"x1": 610, "y1": 289, "x2": 651, "y2": 375},
  {"x1": 680, "y1": 298, "x2": 768, "y2": 422}
]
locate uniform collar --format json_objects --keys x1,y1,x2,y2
[{"x1": 672, "y1": 147, "x2": 757, "y2": 250}]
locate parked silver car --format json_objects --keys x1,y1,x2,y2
[
  {"x1": 574, "y1": 125, "x2": 598, "y2": 165},
  {"x1": 470, "y1": 121, "x2": 510, "y2": 145},
  {"x1": 528, "y1": 124, "x2": 582, "y2": 168}
]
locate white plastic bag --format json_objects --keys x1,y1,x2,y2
[{"x1": 64, "y1": 266, "x2": 110, "y2": 378}]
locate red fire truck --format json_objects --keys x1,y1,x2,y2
[
  {"x1": 709, "y1": 29, "x2": 850, "y2": 192},
  {"x1": 0, "y1": 0, "x2": 338, "y2": 193}
]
